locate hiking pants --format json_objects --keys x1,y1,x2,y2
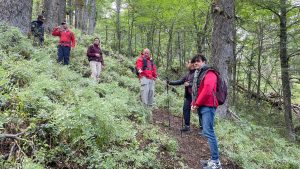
[
  {"x1": 58, "y1": 45, "x2": 71, "y2": 65},
  {"x1": 140, "y1": 77, "x2": 155, "y2": 106},
  {"x1": 198, "y1": 106, "x2": 219, "y2": 161},
  {"x1": 89, "y1": 61, "x2": 102, "y2": 82},
  {"x1": 183, "y1": 97, "x2": 192, "y2": 126},
  {"x1": 33, "y1": 35, "x2": 44, "y2": 47}
]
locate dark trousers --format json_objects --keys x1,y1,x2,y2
[
  {"x1": 33, "y1": 36, "x2": 44, "y2": 47},
  {"x1": 183, "y1": 97, "x2": 192, "y2": 126},
  {"x1": 57, "y1": 45, "x2": 71, "y2": 65},
  {"x1": 183, "y1": 97, "x2": 202, "y2": 127}
]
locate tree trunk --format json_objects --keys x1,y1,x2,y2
[
  {"x1": 105, "y1": 25, "x2": 108, "y2": 45},
  {"x1": 75, "y1": 0, "x2": 83, "y2": 29},
  {"x1": 211, "y1": 0, "x2": 235, "y2": 117},
  {"x1": 43, "y1": 0, "x2": 66, "y2": 33},
  {"x1": 247, "y1": 42, "x2": 255, "y2": 100},
  {"x1": 127, "y1": 10, "x2": 134, "y2": 57},
  {"x1": 232, "y1": 19, "x2": 237, "y2": 106},
  {"x1": 166, "y1": 23, "x2": 174, "y2": 71},
  {"x1": 0, "y1": 0, "x2": 33, "y2": 34},
  {"x1": 88, "y1": 0, "x2": 96, "y2": 35},
  {"x1": 157, "y1": 27, "x2": 161, "y2": 67},
  {"x1": 81, "y1": 0, "x2": 89, "y2": 33},
  {"x1": 58, "y1": 0, "x2": 66, "y2": 25},
  {"x1": 116, "y1": 0, "x2": 121, "y2": 53},
  {"x1": 256, "y1": 22, "x2": 264, "y2": 104},
  {"x1": 279, "y1": 0, "x2": 295, "y2": 141},
  {"x1": 68, "y1": 0, "x2": 73, "y2": 26}
]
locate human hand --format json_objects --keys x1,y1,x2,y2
[
  {"x1": 191, "y1": 105, "x2": 198, "y2": 112},
  {"x1": 95, "y1": 53, "x2": 100, "y2": 57},
  {"x1": 138, "y1": 69, "x2": 143, "y2": 73},
  {"x1": 184, "y1": 81, "x2": 189, "y2": 86}
]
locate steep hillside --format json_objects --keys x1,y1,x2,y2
[{"x1": 0, "y1": 24, "x2": 182, "y2": 168}]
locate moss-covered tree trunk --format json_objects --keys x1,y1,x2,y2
[{"x1": 0, "y1": 0, "x2": 33, "y2": 34}]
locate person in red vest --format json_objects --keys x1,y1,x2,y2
[
  {"x1": 52, "y1": 21, "x2": 76, "y2": 65},
  {"x1": 135, "y1": 48, "x2": 157, "y2": 106}
]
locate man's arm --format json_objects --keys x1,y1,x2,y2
[{"x1": 52, "y1": 27, "x2": 60, "y2": 36}]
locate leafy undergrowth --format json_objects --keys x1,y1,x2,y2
[
  {"x1": 0, "y1": 24, "x2": 182, "y2": 168},
  {"x1": 1, "y1": 23, "x2": 300, "y2": 169}
]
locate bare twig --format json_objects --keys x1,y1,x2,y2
[{"x1": 0, "y1": 132, "x2": 25, "y2": 140}]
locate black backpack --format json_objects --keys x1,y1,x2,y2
[{"x1": 134, "y1": 57, "x2": 155, "y2": 77}]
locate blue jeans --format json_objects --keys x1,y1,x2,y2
[
  {"x1": 58, "y1": 45, "x2": 71, "y2": 65},
  {"x1": 198, "y1": 106, "x2": 219, "y2": 160}
]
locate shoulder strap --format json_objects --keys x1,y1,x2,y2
[{"x1": 142, "y1": 57, "x2": 147, "y2": 70}]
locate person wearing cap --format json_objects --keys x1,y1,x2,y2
[
  {"x1": 52, "y1": 21, "x2": 76, "y2": 65},
  {"x1": 31, "y1": 15, "x2": 45, "y2": 47}
]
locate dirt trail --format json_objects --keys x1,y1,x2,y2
[{"x1": 152, "y1": 109, "x2": 242, "y2": 169}]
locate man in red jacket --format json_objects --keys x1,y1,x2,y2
[
  {"x1": 135, "y1": 48, "x2": 157, "y2": 106},
  {"x1": 52, "y1": 21, "x2": 76, "y2": 65},
  {"x1": 191, "y1": 54, "x2": 222, "y2": 169}
]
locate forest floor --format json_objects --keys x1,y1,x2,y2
[{"x1": 152, "y1": 109, "x2": 242, "y2": 169}]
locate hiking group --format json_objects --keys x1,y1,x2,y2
[
  {"x1": 30, "y1": 14, "x2": 223, "y2": 169},
  {"x1": 168, "y1": 54, "x2": 225, "y2": 169}
]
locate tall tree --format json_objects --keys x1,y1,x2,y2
[
  {"x1": 0, "y1": 0, "x2": 33, "y2": 34},
  {"x1": 43, "y1": 0, "x2": 66, "y2": 32},
  {"x1": 279, "y1": 0, "x2": 295, "y2": 141},
  {"x1": 211, "y1": 0, "x2": 235, "y2": 117},
  {"x1": 88, "y1": 0, "x2": 96, "y2": 35},
  {"x1": 254, "y1": 0, "x2": 297, "y2": 141},
  {"x1": 116, "y1": 0, "x2": 122, "y2": 53}
]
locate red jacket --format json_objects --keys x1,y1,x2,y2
[
  {"x1": 136, "y1": 55, "x2": 157, "y2": 80},
  {"x1": 52, "y1": 27, "x2": 76, "y2": 48},
  {"x1": 193, "y1": 70, "x2": 218, "y2": 107}
]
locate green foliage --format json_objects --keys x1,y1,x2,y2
[
  {"x1": 216, "y1": 118, "x2": 300, "y2": 169},
  {"x1": 0, "y1": 24, "x2": 182, "y2": 168}
]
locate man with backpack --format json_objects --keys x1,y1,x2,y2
[
  {"x1": 135, "y1": 48, "x2": 157, "y2": 107},
  {"x1": 167, "y1": 60, "x2": 202, "y2": 132},
  {"x1": 31, "y1": 15, "x2": 45, "y2": 47},
  {"x1": 87, "y1": 37, "x2": 104, "y2": 82},
  {"x1": 191, "y1": 54, "x2": 223, "y2": 169},
  {"x1": 52, "y1": 21, "x2": 76, "y2": 65}
]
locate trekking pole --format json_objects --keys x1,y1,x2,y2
[{"x1": 166, "y1": 77, "x2": 171, "y2": 128}]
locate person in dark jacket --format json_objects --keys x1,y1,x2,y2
[
  {"x1": 167, "y1": 60, "x2": 200, "y2": 132},
  {"x1": 31, "y1": 15, "x2": 45, "y2": 47},
  {"x1": 87, "y1": 37, "x2": 104, "y2": 82}
]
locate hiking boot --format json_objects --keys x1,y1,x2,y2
[
  {"x1": 201, "y1": 159, "x2": 222, "y2": 169},
  {"x1": 180, "y1": 125, "x2": 190, "y2": 132}
]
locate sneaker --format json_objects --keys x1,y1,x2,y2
[
  {"x1": 202, "y1": 159, "x2": 222, "y2": 169},
  {"x1": 180, "y1": 125, "x2": 190, "y2": 132}
]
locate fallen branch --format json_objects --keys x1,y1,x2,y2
[{"x1": 0, "y1": 132, "x2": 25, "y2": 140}]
